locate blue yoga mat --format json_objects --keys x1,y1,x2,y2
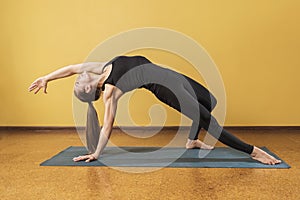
[{"x1": 40, "y1": 146, "x2": 290, "y2": 168}]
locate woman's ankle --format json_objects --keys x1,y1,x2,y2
[
  {"x1": 187, "y1": 138, "x2": 197, "y2": 142},
  {"x1": 186, "y1": 139, "x2": 196, "y2": 148},
  {"x1": 250, "y1": 146, "x2": 258, "y2": 156}
]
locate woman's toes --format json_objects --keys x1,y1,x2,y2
[{"x1": 275, "y1": 159, "x2": 281, "y2": 164}]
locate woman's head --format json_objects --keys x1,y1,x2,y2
[
  {"x1": 73, "y1": 71, "x2": 101, "y2": 153},
  {"x1": 74, "y1": 71, "x2": 101, "y2": 102}
]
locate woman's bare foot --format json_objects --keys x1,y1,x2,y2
[
  {"x1": 186, "y1": 139, "x2": 214, "y2": 150},
  {"x1": 251, "y1": 146, "x2": 282, "y2": 165}
]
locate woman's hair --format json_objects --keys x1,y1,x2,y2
[
  {"x1": 74, "y1": 87, "x2": 101, "y2": 102},
  {"x1": 74, "y1": 87, "x2": 101, "y2": 153}
]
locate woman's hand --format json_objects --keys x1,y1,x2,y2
[
  {"x1": 73, "y1": 154, "x2": 97, "y2": 163},
  {"x1": 28, "y1": 77, "x2": 48, "y2": 94}
]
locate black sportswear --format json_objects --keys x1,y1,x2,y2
[{"x1": 101, "y1": 55, "x2": 253, "y2": 154}]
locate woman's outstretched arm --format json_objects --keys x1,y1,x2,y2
[{"x1": 28, "y1": 62, "x2": 106, "y2": 94}]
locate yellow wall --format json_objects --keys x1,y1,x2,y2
[{"x1": 1, "y1": 0, "x2": 299, "y2": 126}]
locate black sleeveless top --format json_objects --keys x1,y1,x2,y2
[
  {"x1": 102, "y1": 55, "x2": 153, "y2": 92},
  {"x1": 101, "y1": 55, "x2": 192, "y2": 109}
]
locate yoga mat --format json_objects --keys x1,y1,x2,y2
[{"x1": 40, "y1": 146, "x2": 290, "y2": 168}]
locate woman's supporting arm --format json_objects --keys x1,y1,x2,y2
[
  {"x1": 92, "y1": 91, "x2": 118, "y2": 158},
  {"x1": 73, "y1": 85, "x2": 120, "y2": 162}
]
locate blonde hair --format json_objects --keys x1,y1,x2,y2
[{"x1": 74, "y1": 87, "x2": 101, "y2": 153}]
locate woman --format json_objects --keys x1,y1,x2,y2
[{"x1": 29, "y1": 55, "x2": 281, "y2": 165}]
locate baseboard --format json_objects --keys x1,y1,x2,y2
[
  {"x1": 222, "y1": 126, "x2": 300, "y2": 130},
  {"x1": 0, "y1": 126, "x2": 190, "y2": 131},
  {"x1": 0, "y1": 126, "x2": 300, "y2": 131}
]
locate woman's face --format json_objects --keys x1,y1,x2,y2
[
  {"x1": 74, "y1": 71, "x2": 93, "y2": 93},
  {"x1": 74, "y1": 71, "x2": 102, "y2": 102}
]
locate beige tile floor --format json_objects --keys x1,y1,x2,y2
[{"x1": 0, "y1": 128, "x2": 299, "y2": 200}]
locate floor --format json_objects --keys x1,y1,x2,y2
[{"x1": 0, "y1": 128, "x2": 299, "y2": 200}]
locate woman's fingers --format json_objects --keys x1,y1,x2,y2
[
  {"x1": 28, "y1": 81, "x2": 39, "y2": 91},
  {"x1": 28, "y1": 83, "x2": 47, "y2": 94},
  {"x1": 28, "y1": 84, "x2": 37, "y2": 92},
  {"x1": 72, "y1": 156, "x2": 82, "y2": 162},
  {"x1": 73, "y1": 155, "x2": 96, "y2": 162},
  {"x1": 34, "y1": 86, "x2": 42, "y2": 94},
  {"x1": 43, "y1": 85, "x2": 48, "y2": 94},
  {"x1": 28, "y1": 77, "x2": 47, "y2": 94},
  {"x1": 85, "y1": 156, "x2": 96, "y2": 163},
  {"x1": 73, "y1": 155, "x2": 88, "y2": 162}
]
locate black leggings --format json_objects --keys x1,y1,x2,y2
[{"x1": 147, "y1": 74, "x2": 254, "y2": 155}]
